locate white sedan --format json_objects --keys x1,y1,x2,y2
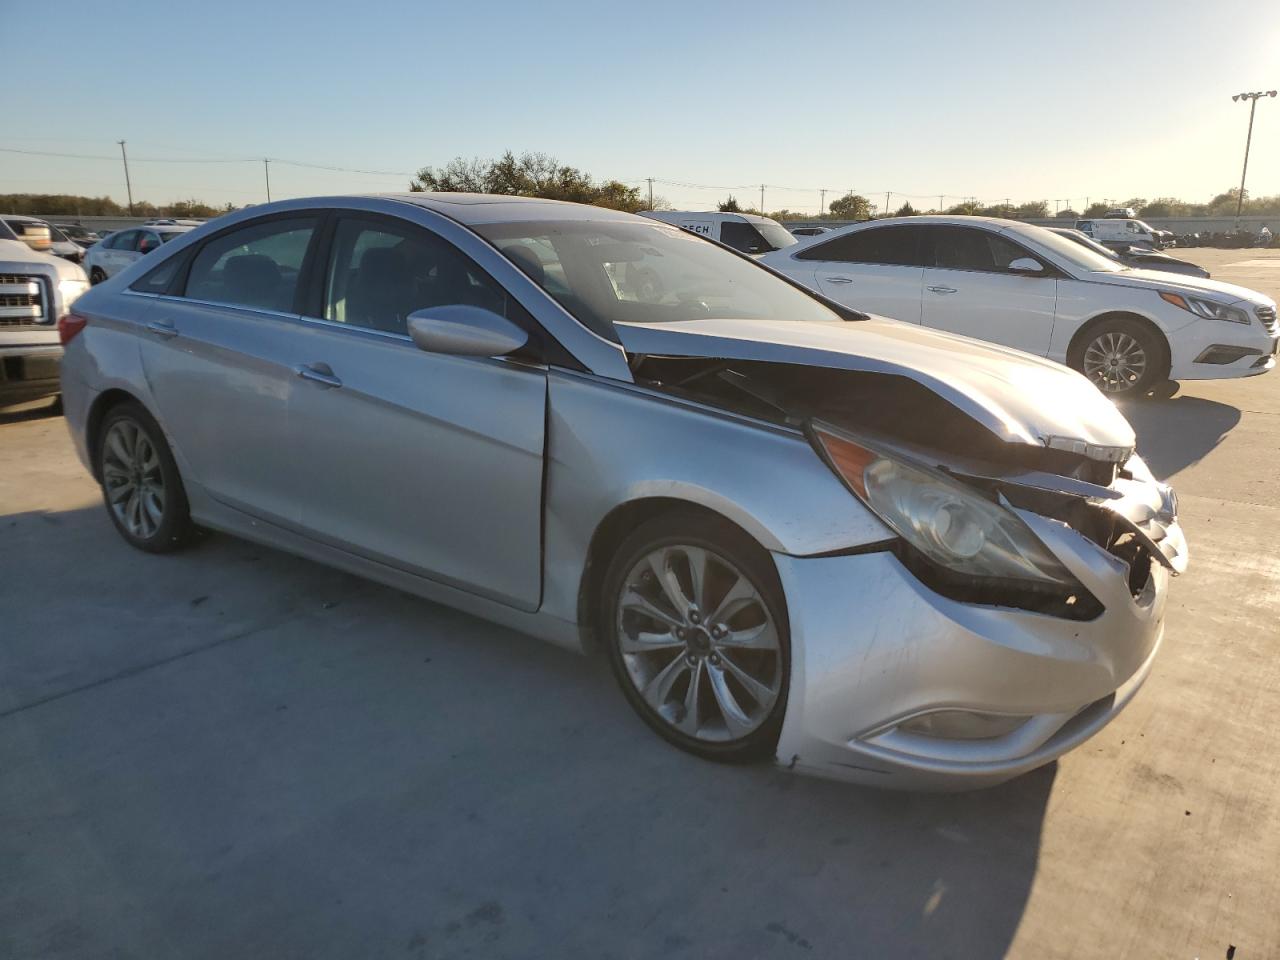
[
  {"x1": 760, "y1": 215, "x2": 1278, "y2": 396},
  {"x1": 83, "y1": 224, "x2": 194, "y2": 284}
]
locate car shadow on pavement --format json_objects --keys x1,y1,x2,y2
[
  {"x1": 1, "y1": 503, "x2": 1053, "y2": 960},
  {"x1": 0, "y1": 398, "x2": 61, "y2": 425},
  {"x1": 1119, "y1": 395, "x2": 1241, "y2": 481}
]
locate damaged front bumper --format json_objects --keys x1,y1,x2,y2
[{"x1": 772, "y1": 454, "x2": 1183, "y2": 791}]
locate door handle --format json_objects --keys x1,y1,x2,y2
[
  {"x1": 144, "y1": 319, "x2": 178, "y2": 339},
  {"x1": 928, "y1": 286, "x2": 958, "y2": 295},
  {"x1": 824, "y1": 276, "x2": 854, "y2": 284},
  {"x1": 295, "y1": 363, "x2": 342, "y2": 388}
]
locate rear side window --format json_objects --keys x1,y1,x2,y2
[
  {"x1": 109, "y1": 230, "x2": 139, "y2": 251},
  {"x1": 183, "y1": 217, "x2": 318, "y2": 313},
  {"x1": 137, "y1": 231, "x2": 162, "y2": 254},
  {"x1": 131, "y1": 250, "x2": 189, "y2": 294},
  {"x1": 796, "y1": 225, "x2": 927, "y2": 266}
]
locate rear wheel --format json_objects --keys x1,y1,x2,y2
[
  {"x1": 1073, "y1": 318, "x2": 1167, "y2": 397},
  {"x1": 96, "y1": 402, "x2": 194, "y2": 552},
  {"x1": 601, "y1": 512, "x2": 789, "y2": 763},
  {"x1": 89, "y1": 266, "x2": 107, "y2": 285}
]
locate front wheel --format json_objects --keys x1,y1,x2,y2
[
  {"x1": 1073, "y1": 318, "x2": 1167, "y2": 397},
  {"x1": 601, "y1": 512, "x2": 790, "y2": 763}
]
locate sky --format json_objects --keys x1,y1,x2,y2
[{"x1": 4, "y1": 0, "x2": 1280, "y2": 215}]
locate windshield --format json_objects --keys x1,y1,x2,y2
[
  {"x1": 474, "y1": 220, "x2": 843, "y2": 339},
  {"x1": 1057, "y1": 230, "x2": 1120, "y2": 261},
  {"x1": 44, "y1": 223, "x2": 70, "y2": 243},
  {"x1": 750, "y1": 219, "x2": 798, "y2": 251},
  {"x1": 1019, "y1": 225, "x2": 1126, "y2": 273}
]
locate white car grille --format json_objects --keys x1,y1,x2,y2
[{"x1": 1258, "y1": 305, "x2": 1278, "y2": 337}]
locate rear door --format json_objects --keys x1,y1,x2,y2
[
  {"x1": 136, "y1": 214, "x2": 322, "y2": 526},
  {"x1": 920, "y1": 225, "x2": 1058, "y2": 355},
  {"x1": 791, "y1": 225, "x2": 928, "y2": 321},
  {"x1": 285, "y1": 212, "x2": 548, "y2": 610},
  {"x1": 104, "y1": 230, "x2": 139, "y2": 276}
]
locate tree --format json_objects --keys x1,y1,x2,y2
[
  {"x1": 410, "y1": 151, "x2": 648, "y2": 212},
  {"x1": 945, "y1": 200, "x2": 982, "y2": 216},
  {"x1": 1012, "y1": 201, "x2": 1049, "y2": 219},
  {"x1": 1055, "y1": 208, "x2": 1079, "y2": 219},
  {"x1": 718, "y1": 195, "x2": 743, "y2": 212},
  {"x1": 1082, "y1": 202, "x2": 1109, "y2": 218},
  {"x1": 893, "y1": 201, "x2": 918, "y2": 217},
  {"x1": 827, "y1": 192, "x2": 871, "y2": 220}
]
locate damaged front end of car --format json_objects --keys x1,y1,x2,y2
[{"x1": 616, "y1": 321, "x2": 1185, "y2": 787}]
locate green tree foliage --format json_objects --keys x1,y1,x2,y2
[
  {"x1": 0, "y1": 194, "x2": 232, "y2": 218},
  {"x1": 893, "y1": 201, "x2": 918, "y2": 217},
  {"x1": 945, "y1": 200, "x2": 982, "y2": 215},
  {"x1": 827, "y1": 192, "x2": 872, "y2": 220},
  {"x1": 1013, "y1": 201, "x2": 1049, "y2": 219},
  {"x1": 1082, "y1": 202, "x2": 1110, "y2": 218},
  {"x1": 1055, "y1": 209, "x2": 1080, "y2": 219},
  {"x1": 718, "y1": 195, "x2": 743, "y2": 212},
  {"x1": 410, "y1": 151, "x2": 648, "y2": 212}
]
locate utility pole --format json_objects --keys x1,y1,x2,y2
[
  {"x1": 117, "y1": 140, "x2": 134, "y2": 216},
  {"x1": 938, "y1": 194, "x2": 944, "y2": 212},
  {"x1": 646, "y1": 177, "x2": 654, "y2": 209},
  {"x1": 1232, "y1": 90, "x2": 1278, "y2": 228},
  {"x1": 263, "y1": 159, "x2": 272, "y2": 202},
  {"x1": 885, "y1": 191, "x2": 891, "y2": 216},
  {"x1": 819, "y1": 188, "x2": 826, "y2": 216},
  {"x1": 759, "y1": 184, "x2": 765, "y2": 213}
]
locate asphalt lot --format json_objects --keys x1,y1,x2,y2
[{"x1": 2, "y1": 247, "x2": 1278, "y2": 960}]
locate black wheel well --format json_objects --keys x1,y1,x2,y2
[
  {"x1": 86, "y1": 388, "x2": 143, "y2": 481},
  {"x1": 575, "y1": 497, "x2": 768, "y2": 654},
  {"x1": 1066, "y1": 312, "x2": 1171, "y2": 376}
]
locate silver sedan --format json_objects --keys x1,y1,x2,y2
[{"x1": 58, "y1": 194, "x2": 1187, "y2": 789}]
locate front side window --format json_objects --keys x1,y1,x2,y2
[
  {"x1": 184, "y1": 217, "x2": 318, "y2": 312},
  {"x1": 931, "y1": 227, "x2": 1042, "y2": 273},
  {"x1": 109, "y1": 230, "x2": 138, "y2": 251},
  {"x1": 323, "y1": 217, "x2": 510, "y2": 335},
  {"x1": 474, "y1": 219, "x2": 844, "y2": 340},
  {"x1": 797, "y1": 225, "x2": 926, "y2": 266}
]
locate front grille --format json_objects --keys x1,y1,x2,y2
[
  {"x1": 1259, "y1": 305, "x2": 1278, "y2": 336},
  {"x1": 0, "y1": 274, "x2": 48, "y2": 327}
]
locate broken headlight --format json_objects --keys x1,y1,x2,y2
[{"x1": 812, "y1": 424, "x2": 1100, "y2": 617}]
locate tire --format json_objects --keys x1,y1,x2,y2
[
  {"x1": 96, "y1": 402, "x2": 195, "y2": 553},
  {"x1": 1071, "y1": 318, "x2": 1168, "y2": 397},
  {"x1": 89, "y1": 267, "x2": 106, "y2": 285},
  {"x1": 600, "y1": 511, "x2": 790, "y2": 763}
]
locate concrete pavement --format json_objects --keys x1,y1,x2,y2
[{"x1": 1, "y1": 248, "x2": 1278, "y2": 959}]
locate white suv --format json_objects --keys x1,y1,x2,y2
[{"x1": 761, "y1": 216, "x2": 1277, "y2": 396}]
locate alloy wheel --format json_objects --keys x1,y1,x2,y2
[
  {"x1": 615, "y1": 545, "x2": 782, "y2": 743},
  {"x1": 1083, "y1": 331, "x2": 1148, "y2": 393},
  {"x1": 101, "y1": 419, "x2": 166, "y2": 540}
]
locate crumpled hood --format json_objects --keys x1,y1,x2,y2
[
  {"x1": 1087, "y1": 267, "x2": 1275, "y2": 306},
  {"x1": 616, "y1": 316, "x2": 1136, "y2": 457}
]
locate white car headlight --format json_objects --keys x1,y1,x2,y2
[
  {"x1": 811, "y1": 424, "x2": 1099, "y2": 616},
  {"x1": 1159, "y1": 291, "x2": 1251, "y2": 324},
  {"x1": 58, "y1": 278, "x2": 90, "y2": 311}
]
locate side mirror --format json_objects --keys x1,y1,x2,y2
[
  {"x1": 1009, "y1": 257, "x2": 1044, "y2": 274},
  {"x1": 407, "y1": 305, "x2": 529, "y2": 358}
]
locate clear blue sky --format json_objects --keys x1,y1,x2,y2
[{"x1": 5, "y1": 0, "x2": 1280, "y2": 214}]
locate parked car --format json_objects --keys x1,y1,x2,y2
[
  {"x1": 1050, "y1": 228, "x2": 1209, "y2": 278},
  {"x1": 56, "y1": 223, "x2": 103, "y2": 249},
  {"x1": 0, "y1": 221, "x2": 89, "y2": 406},
  {"x1": 61, "y1": 194, "x2": 1186, "y2": 790},
  {"x1": 641, "y1": 210, "x2": 797, "y2": 255},
  {"x1": 763, "y1": 216, "x2": 1277, "y2": 396},
  {"x1": 82, "y1": 224, "x2": 194, "y2": 283},
  {"x1": 790, "y1": 226, "x2": 832, "y2": 237},
  {"x1": 1103, "y1": 207, "x2": 1137, "y2": 219},
  {"x1": 1, "y1": 215, "x2": 83, "y2": 263},
  {"x1": 0, "y1": 215, "x2": 52, "y2": 253}
]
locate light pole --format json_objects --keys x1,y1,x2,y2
[
  {"x1": 1231, "y1": 91, "x2": 1277, "y2": 228},
  {"x1": 117, "y1": 140, "x2": 134, "y2": 216}
]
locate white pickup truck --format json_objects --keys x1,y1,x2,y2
[{"x1": 0, "y1": 219, "x2": 89, "y2": 407}]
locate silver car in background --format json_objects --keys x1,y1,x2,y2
[{"x1": 59, "y1": 194, "x2": 1186, "y2": 789}]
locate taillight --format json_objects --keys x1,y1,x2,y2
[{"x1": 58, "y1": 313, "x2": 89, "y2": 345}]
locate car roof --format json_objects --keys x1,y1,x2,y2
[{"x1": 380, "y1": 192, "x2": 639, "y2": 226}]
